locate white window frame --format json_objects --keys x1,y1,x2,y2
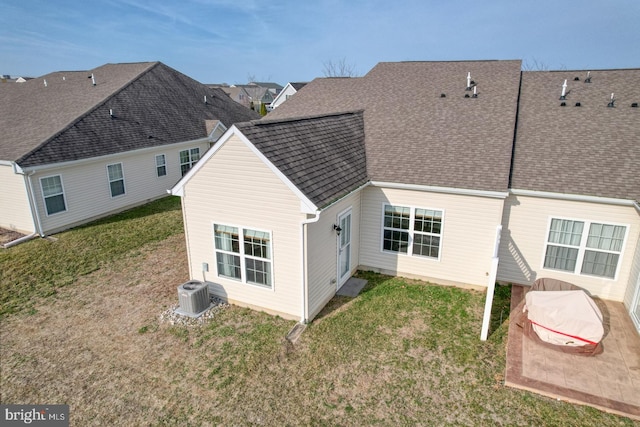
[
  {"x1": 107, "y1": 162, "x2": 126, "y2": 198},
  {"x1": 179, "y1": 147, "x2": 200, "y2": 176},
  {"x1": 155, "y1": 154, "x2": 167, "y2": 177},
  {"x1": 213, "y1": 223, "x2": 274, "y2": 290},
  {"x1": 380, "y1": 203, "x2": 444, "y2": 260},
  {"x1": 542, "y1": 216, "x2": 629, "y2": 280},
  {"x1": 40, "y1": 174, "x2": 67, "y2": 216}
]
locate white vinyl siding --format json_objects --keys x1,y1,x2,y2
[
  {"x1": 498, "y1": 194, "x2": 640, "y2": 301},
  {"x1": 306, "y1": 192, "x2": 362, "y2": 320},
  {"x1": 180, "y1": 148, "x2": 200, "y2": 176},
  {"x1": 180, "y1": 134, "x2": 304, "y2": 319},
  {"x1": 107, "y1": 163, "x2": 125, "y2": 197},
  {"x1": 155, "y1": 154, "x2": 167, "y2": 177},
  {"x1": 27, "y1": 140, "x2": 210, "y2": 235},
  {"x1": 0, "y1": 165, "x2": 35, "y2": 233},
  {"x1": 360, "y1": 186, "x2": 504, "y2": 288},
  {"x1": 40, "y1": 175, "x2": 67, "y2": 215}
]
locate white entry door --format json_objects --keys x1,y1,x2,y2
[{"x1": 338, "y1": 209, "x2": 352, "y2": 287}]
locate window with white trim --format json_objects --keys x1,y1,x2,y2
[
  {"x1": 543, "y1": 218, "x2": 627, "y2": 279},
  {"x1": 40, "y1": 175, "x2": 66, "y2": 215},
  {"x1": 214, "y1": 224, "x2": 272, "y2": 288},
  {"x1": 107, "y1": 163, "x2": 125, "y2": 197},
  {"x1": 155, "y1": 154, "x2": 167, "y2": 177},
  {"x1": 180, "y1": 148, "x2": 200, "y2": 176},
  {"x1": 382, "y1": 204, "x2": 443, "y2": 259}
]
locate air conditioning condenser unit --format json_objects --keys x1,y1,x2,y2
[{"x1": 176, "y1": 280, "x2": 211, "y2": 317}]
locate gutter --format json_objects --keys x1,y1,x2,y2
[
  {"x1": 371, "y1": 181, "x2": 509, "y2": 199},
  {"x1": 511, "y1": 189, "x2": 640, "y2": 209},
  {"x1": 300, "y1": 210, "x2": 321, "y2": 323}
]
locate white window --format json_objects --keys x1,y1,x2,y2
[
  {"x1": 543, "y1": 218, "x2": 627, "y2": 279},
  {"x1": 180, "y1": 148, "x2": 200, "y2": 176},
  {"x1": 214, "y1": 224, "x2": 272, "y2": 288},
  {"x1": 40, "y1": 175, "x2": 66, "y2": 215},
  {"x1": 155, "y1": 154, "x2": 167, "y2": 177},
  {"x1": 382, "y1": 204, "x2": 443, "y2": 259},
  {"x1": 107, "y1": 163, "x2": 125, "y2": 197}
]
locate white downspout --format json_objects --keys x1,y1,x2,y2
[
  {"x1": 17, "y1": 165, "x2": 45, "y2": 237},
  {"x1": 300, "y1": 211, "x2": 321, "y2": 323}
]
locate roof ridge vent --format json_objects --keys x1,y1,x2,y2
[
  {"x1": 584, "y1": 71, "x2": 591, "y2": 84},
  {"x1": 560, "y1": 79, "x2": 568, "y2": 100}
]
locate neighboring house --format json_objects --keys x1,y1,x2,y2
[
  {"x1": 171, "y1": 60, "x2": 640, "y2": 333},
  {"x1": 270, "y1": 82, "x2": 307, "y2": 109},
  {"x1": 0, "y1": 62, "x2": 259, "y2": 237}
]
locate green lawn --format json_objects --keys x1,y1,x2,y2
[{"x1": 1, "y1": 196, "x2": 636, "y2": 426}]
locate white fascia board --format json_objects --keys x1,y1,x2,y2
[
  {"x1": 371, "y1": 181, "x2": 509, "y2": 199},
  {"x1": 19, "y1": 137, "x2": 210, "y2": 174},
  {"x1": 510, "y1": 188, "x2": 639, "y2": 209},
  {"x1": 171, "y1": 125, "x2": 319, "y2": 214}
]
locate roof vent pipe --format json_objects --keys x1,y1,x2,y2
[
  {"x1": 43, "y1": 79, "x2": 47, "y2": 87},
  {"x1": 607, "y1": 93, "x2": 615, "y2": 107},
  {"x1": 89, "y1": 73, "x2": 96, "y2": 86},
  {"x1": 204, "y1": 95, "x2": 207, "y2": 104},
  {"x1": 472, "y1": 86, "x2": 478, "y2": 98},
  {"x1": 584, "y1": 71, "x2": 591, "y2": 83},
  {"x1": 466, "y1": 72, "x2": 472, "y2": 90},
  {"x1": 109, "y1": 109, "x2": 114, "y2": 118},
  {"x1": 560, "y1": 80, "x2": 567, "y2": 100}
]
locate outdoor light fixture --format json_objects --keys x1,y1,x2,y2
[{"x1": 333, "y1": 224, "x2": 342, "y2": 236}]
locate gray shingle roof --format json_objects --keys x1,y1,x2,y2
[
  {"x1": 235, "y1": 111, "x2": 367, "y2": 209},
  {"x1": 267, "y1": 60, "x2": 523, "y2": 193},
  {"x1": 0, "y1": 62, "x2": 260, "y2": 167},
  {"x1": 511, "y1": 69, "x2": 640, "y2": 202}
]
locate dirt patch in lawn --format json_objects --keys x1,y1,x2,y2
[{"x1": 0, "y1": 228, "x2": 26, "y2": 246}]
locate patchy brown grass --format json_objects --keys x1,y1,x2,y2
[{"x1": 1, "y1": 231, "x2": 637, "y2": 425}]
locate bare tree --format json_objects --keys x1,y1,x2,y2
[
  {"x1": 322, "y1": 58, "x2": 359, "y2": 77},
  {"x1": 522, "y1": 58, "x2": 549, "y2": 71}
]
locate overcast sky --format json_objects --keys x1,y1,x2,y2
[{"x1": 2, "y1": 0, "x2": 639, "y2": 85}]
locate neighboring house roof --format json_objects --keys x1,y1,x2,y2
[
  {"x1": 270, "y1": 82, "x2": 308, "y2": 109},
  {"x1": 267, "y1": 60, "x2": 523, "y2": 193},
  {"x1": 511, "y1": 69, "x2": 640, "y2": 203},
  {"x1": 250, "y1": 82, "x2": 284, "y2": 93},
  {"x1": 235, "y1": 111, "x2": 367, "y2": 209},
  {"x1": 0, "y1": 62, "x2": 260, "y2": 168}
]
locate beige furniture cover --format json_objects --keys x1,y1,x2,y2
[{"x1": 524, "y1": 289, "x2": 604, "y2": 347}]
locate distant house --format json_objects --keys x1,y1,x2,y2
[
  {"x1": 0, "y1": 62, "x2": 259, "y2": 237},
  {"x1": 171, "y1": 60, "x2": 640, "y2": 334},
  {"x1": 270, "y1": 82, "x2": 307, "y2": 109}
]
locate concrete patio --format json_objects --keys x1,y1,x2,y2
[{"x1": 505, "y1": 285, "x2": 640, "y2": 421}]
